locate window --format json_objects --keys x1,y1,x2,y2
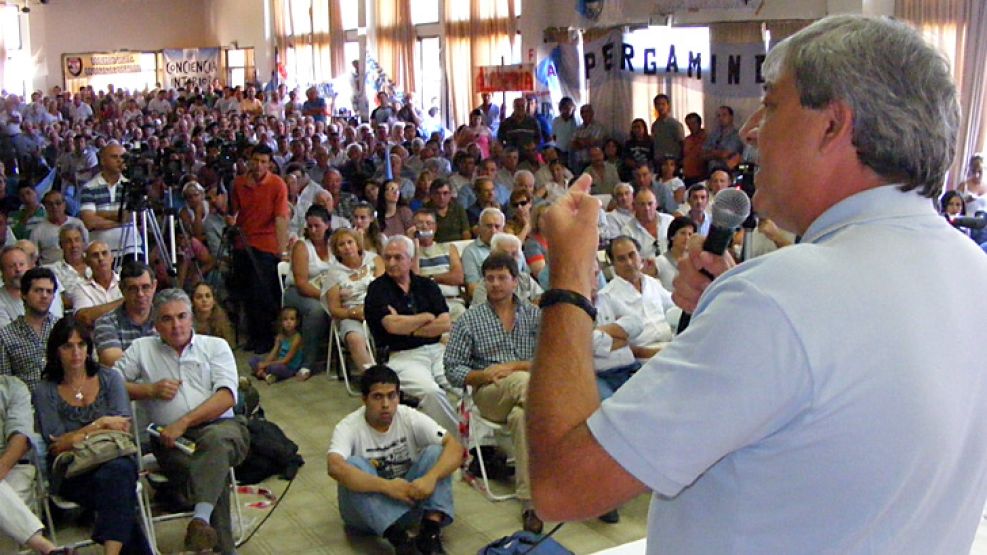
[
  {"x1": 340, "y1": 0, "x2": 359, "y2": 31},
  {"x1": 414, "y1": 37, "x2": 441, "y2": 112},
  {"x1": 411, "y1": 0, "x2": 439, "y2": 25},
  {"x1": 226, "y1": 48, "x2": 256, "y2": 88},
  {"x1": 2, "y1": 5, "x2": 28, "y2": 97}
]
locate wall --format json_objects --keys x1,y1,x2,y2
[
  {"x1": 203, "y1": 0, "x2": 272, "y2": 81},
  {"x1": 28, "y1": 0, "x2": 210, "y2": 91}
]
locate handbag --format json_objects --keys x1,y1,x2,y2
[
  {"x1": 52, "y1": 430, "x2": 138, "y2": 480},
  {"x1": 478, "y1": 530, "x2": 574, "y2": 555}
]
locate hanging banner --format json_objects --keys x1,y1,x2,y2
[
  {"x1": 63, "y1": 52, "x2": 142, "y2": 79},
  {"x1": 578, "y1": 28, "x2": 766, "y2": 97},
  {"x1": 163, "y1": 48, "x2": 221, "y2": 89},
  {"x1": 475, "y1": 64, "x2": 536, "y2": 93}
]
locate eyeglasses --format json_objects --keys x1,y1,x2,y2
[{"x1": 512, "y1": 201, "x2": 530, "y2": 207}]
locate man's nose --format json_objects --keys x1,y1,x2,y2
[{"x1": 740, "y1": 109, "x2": 763, "y2": 146}]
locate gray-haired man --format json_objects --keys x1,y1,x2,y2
[{"x1": 116, "y1": 289, "x2": 248, "y2": 554}]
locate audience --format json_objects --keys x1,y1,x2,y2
[{"x1": 0, "y1": 75, "x2": 818, "y2": 552}]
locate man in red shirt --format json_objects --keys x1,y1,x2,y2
[{"x1": 229, "y1": 144, "x2": 290, "y2": 353}]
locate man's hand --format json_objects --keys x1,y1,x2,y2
[
  {"x1": 483, "y1": 363, "x2": 515, "y2": 385},
  {"x1": 541, "y1": 173, "x2": 599, "y2": 297},
  {"x1": 153, "y1": 379, "x2": 182, "y2": 401},
  {"x1": 159, "y1": 419, "x2": 190, "y2": 450},
  {"x1": 409, "y1": 475, "x2": 437, "y2": 501},
  {"x1": 671, "y1": 234, "x2": 735, "y2": 313},
  {"x1": 383, "y1": 478, "x2": 417, "y2": 505}
]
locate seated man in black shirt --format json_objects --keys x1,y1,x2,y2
[{"x1": 365, "y1": 236, "x2": 459, "y2": 436}]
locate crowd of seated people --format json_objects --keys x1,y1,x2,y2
[{"x1": 16, "y1": 76, "x2": 980, "y2": 552}]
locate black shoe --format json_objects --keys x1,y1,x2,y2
[
  {"x1": 598, "y1": 509, "x2": 620, "y2": 524},
  {"x1": 522, "y1": 509, "x2": 544, "y2": 534},
  {"x1": 384, "y1": 525, "x2": 417, "y2": 555},
  {"x1": 416, "y1": 528, "x2": 445, "y2": 554}
]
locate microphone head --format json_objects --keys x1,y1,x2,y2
[{"x1": 710, "y1": 188, "x2": 752, "y2": 229}]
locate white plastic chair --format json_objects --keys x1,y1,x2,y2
[
  {"x1": 460, "y1": 387, "x2": 517, "y2": 502},
  {"x1": 276, "y1": 261, "x2": 291, "y2": 300},
  {"x1": 327, "y1": 318, "x2": 375, "y2": 396}
]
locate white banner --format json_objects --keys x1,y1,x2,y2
[
  {"x1": 163, "y1": 48, "x2": 220, "y2": 89},
  {"x1": 581, "y1": 28, "x2": 765, "y2": 98}
]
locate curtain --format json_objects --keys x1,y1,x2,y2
[
  {"x1": 375, "y1": 0, "x2": 417, "y2": 97},
  {"x1": 897, "y1": 0, "x2": 986, "y2": 187},
  {"x1": 272, "y1": 0, "x2": 346, "y2": 86},
  {"x1": 328, "y1": 0, "x2": 345, "y2": 78},
  {"x1": 443, "y1": 0, "x2": 517, "y2": 126}
]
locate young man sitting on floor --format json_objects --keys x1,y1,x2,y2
[{"x1": 327, "y1": 365, "x2": 463, "y2": 555}]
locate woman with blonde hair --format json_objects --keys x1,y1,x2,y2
[{"x1": 323, "y1": 228, "x2": 385, "y2": 372}]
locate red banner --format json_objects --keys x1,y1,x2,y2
[{"x1": 475, "y1": 64, "x2": 535, "y2": 93}]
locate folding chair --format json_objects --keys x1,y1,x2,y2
[
  {"x1": 327, "y1": 318, "x2": 375, "y2": 396},
  {"x1": 31, "y1": 444, "x2": 155, "y2": 551},
  {"x1": 460, "y1": 387, "x2": 517, "y2": 502},
  {"x1": 276, "y1": 261, "x2": 291, "y2": 300},
  {"x1": 132, "y1": 403, "x2": 246, "y2": 552}
]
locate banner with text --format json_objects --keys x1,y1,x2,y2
[
  {"x1": 474, "y1": 64, "x2": 535, "y2": 93},
  {"x1": 163, "y1": 48, "x2": 221, "y2": 89},
  {"x1": 63, "y1": 52, "x2": 142, "y2": 79},
  {"x1": 580, "y1": 28, "x2": 766, "y2": 98}
]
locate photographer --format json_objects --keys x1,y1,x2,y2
[
  {"x1": 229, "y1": 144, "x2": 289, "y2": 354},
  {"x1": 79, "y1": 142, "x2": 143, "y2": 258}
]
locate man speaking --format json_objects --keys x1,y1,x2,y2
[{"x1": 528, "y1": 15, "x2": 987, "y2": 554}]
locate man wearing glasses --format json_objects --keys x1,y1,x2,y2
[{"x1": 29, "y1": 191, "x2": 87, "y2": 265}]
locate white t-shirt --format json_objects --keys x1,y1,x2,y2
[{"x1": 328, "y1": 405, "x2": 446, "y2": 479}]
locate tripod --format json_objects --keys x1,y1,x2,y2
[{"x1": 115, "y1": 189, "x2": 178, "y2": 276}]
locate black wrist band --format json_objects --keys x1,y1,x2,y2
[{"x1": 539, "y1": 288, "x2": 597, "y2": 321}]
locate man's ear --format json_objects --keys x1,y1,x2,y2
[{"x1": 819, "y1": 100, "x2": 854, "y2": 154}]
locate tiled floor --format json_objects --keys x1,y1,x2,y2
[{"x1": 236, "y1": 355, "x2": 650, "y2": 555}]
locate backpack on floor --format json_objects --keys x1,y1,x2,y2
[{"x1": 235, "y1": 417, "x2": 305, "y2": 484}]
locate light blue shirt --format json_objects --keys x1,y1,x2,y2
[
  {"x1": 115, "y1": 333, "x2": 239, "y2": 426},
  {"x1": 460, "y1": 239, "x2": 491, "y2": 286},
  {"x1": 589, "y1": 185, "x2": 987, "y2": 554}
]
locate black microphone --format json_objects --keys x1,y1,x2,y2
[
  {"x1": 676, "y1": 188, "x2": 751, "y2": 333},
  {"x1": 949, "y1": 214, "x2": 987, "y2": 230}
]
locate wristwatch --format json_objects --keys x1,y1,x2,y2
[{"x1": 539, "y1": 289, "x2": 597, "y2": 321}]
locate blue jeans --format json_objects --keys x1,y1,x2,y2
[
  {"x1": 596, "y1": 361, "x2": 641, "y2": 400},
  {"x1": 337, "y1": 444, "x2": 454, "y2": 535}
]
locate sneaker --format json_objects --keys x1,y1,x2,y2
[
  {"x1": 598, "y1": 509, "x2": 620, "y2": 524},
  {"x1": 184, "y1": 517, "x2": 218, "y2": 551},
  {"x1": 384, "y1": 527, "x2": 417, "y2": 555},
  {"x1": 296, "y1": 367, "x2": 312, "y2": 381},
  {"x1": 416, "y1": 528, "x2": 445, "y2": 554},
  {"x1": 265, "y1": 374, "x2": 278, "y2": 384},
  {"x1": 522, "y1": 509, "x2": 544, "y2": 534}
]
